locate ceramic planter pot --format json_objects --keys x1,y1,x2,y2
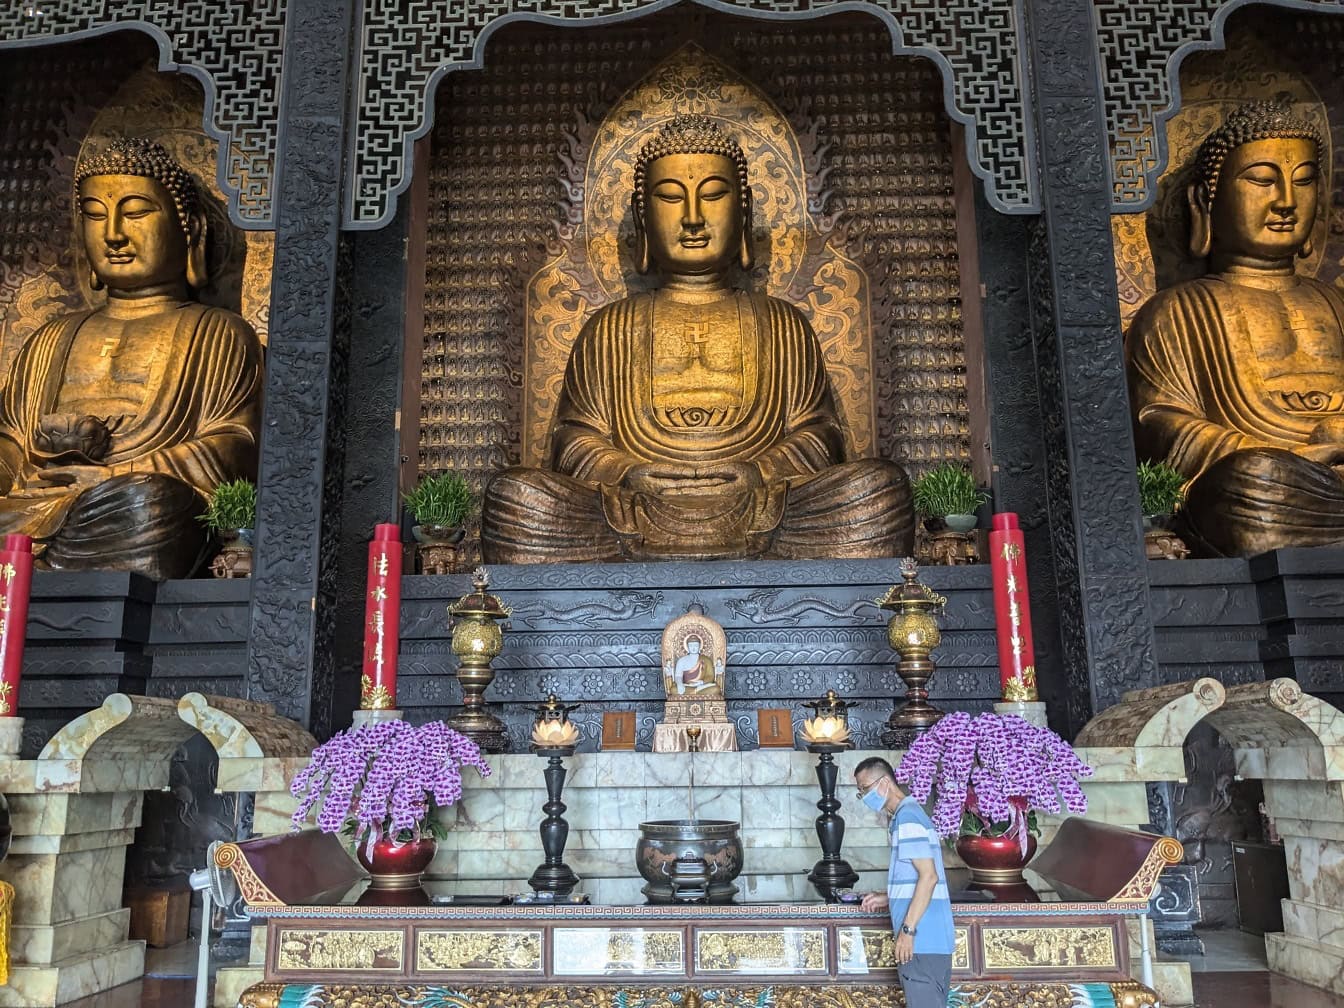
[
  {"x1": 943, "y1": 514, "x2": 978, "y2": 533},
  {"x1": 356, "y1": 835, "x2": 437, "y2": 891},
  {"x1": 956, "y1": 832, "x2": 1039, "y2": 902}
]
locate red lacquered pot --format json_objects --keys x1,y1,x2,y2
[
  {"x1": 955, "y1": 833, "x2": 1039, "y2": 902},
  {"x1": 356, "y1": 836, "x2": 437, "y2": 891}
]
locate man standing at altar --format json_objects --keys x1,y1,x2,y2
[{"x1": 854, "y1": 757, "x2": 955, "y2": 1008}]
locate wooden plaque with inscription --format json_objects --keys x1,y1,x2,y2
[{"x1": 601, "y1": 711, "x2": 637, "y2": 751}]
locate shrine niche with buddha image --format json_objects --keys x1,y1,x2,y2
[
  {"x1": 0, "y1": 38, "x2": 269, "y2": 581},
  {"x1": 1115, "y1": 8, "x2": 1344, "y2": 558},
  {"x1": 414, "y1": 12, "x2": 986, "y2": 566}
]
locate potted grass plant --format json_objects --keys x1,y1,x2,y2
[
  {"x1": 912, "y1": 462, "x2": 988, "y2": 533},
  {"x1": 404, "y1": 472, "x2": 475, "y2": 546},
  {"x1": 199, "y1": 479, "x2": 257, "y2": 578},
  {"x1": 1136, "y1": 460, "x2": 1185, "y2": 530}
]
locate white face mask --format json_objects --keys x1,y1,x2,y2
[{"x1": 860, "y1": 781, "x2": 886, "y2": 813}]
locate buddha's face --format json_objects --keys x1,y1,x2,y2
[
  {"x1": 1211, "y1": 137, "x2": 1319, "y2": 263},
  {"x1": 643, "y1": 153, "x2": 742, "y2": 276},
  {"x1": 79, "y1": 174, "x2": 189, "y2": 291}
]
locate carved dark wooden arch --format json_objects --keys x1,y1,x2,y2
[
  {"x1": 0, "y1": 5, "x2": 285, "y2": 228},
  {"x1": 346, "y1": 0, "x2": 1040, "y2": 228},
  {"x1": 1097, "y1": 0, "x2": 1344, "y2": 211}
]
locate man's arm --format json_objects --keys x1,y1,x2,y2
[{"x1": 901, "y1": 857, "x2": 939, "y2": 932}]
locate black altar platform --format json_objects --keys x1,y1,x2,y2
[{"x1": 16, "y1": 548, "x2": 1344, "y2": 756}]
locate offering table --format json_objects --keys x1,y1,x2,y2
[{"x1": 222, "y1": 841, "x2": 1160, "y2": 1008}]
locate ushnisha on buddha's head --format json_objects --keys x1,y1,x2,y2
[
  {"x1": 1188, "y1": 100, "x2": 1324, "y2": 267},
  {"x1": 632, "y1": 114, "x2": 754, "y2": 277},
  {"x1": 74, "y1": 137, "x2": 209, "y2": 294}
]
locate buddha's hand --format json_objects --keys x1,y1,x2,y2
[
  {"x1": 692, "y1": 461, "x2": 763, "y2": 493},
  {"x1": 32, "y1": 465, "x2": 110, "y2": 492},
  {"x1": 33, "y1": 414, "x2": 113, "y2": 463},
  {"x1": 1308, "y1": 417, "x2": 1344, "y2": 445},
  {"x1": 623, "y1": 462, "x2": 723, "y2": 497},
  {"x1": 1298, "y1": 443, "x2": 1344, "y2": 466}
]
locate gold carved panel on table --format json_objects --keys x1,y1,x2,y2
[
  {"x1": 693, "y1": 928, "x2": 827, "y2": 975},
  {"x1": 524, "y1": 42, "x2": 874, "y2": 468},
  {"x1": 836, "y1": 925, "x2": 970, "y2": 974},
  {"x1": 552, "y1": 927, "x2": 685, "y2": 976},
  {"x1": 274, "y1": 929, "x2": 404, "y2": 973},
  {"x1": 980, "y1": 926, "x2": 1117, "y2": 971},
  {"x1": 416, "y1": 929, "x2": 544, "y2": 973}
]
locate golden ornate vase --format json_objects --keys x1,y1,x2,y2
[{"x1": 446, "y1": 566, "x2": 511, "y2": 753}]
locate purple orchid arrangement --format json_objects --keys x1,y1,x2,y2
[
  {"x1": 289, "y1": 719, "x2": 490, "y2": 847},
  {"x1": 896, "y1": 712, "x2": 1093, "y2": 853}
]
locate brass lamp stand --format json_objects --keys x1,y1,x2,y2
[
  {"x1": 877, "y1": 557, "x2": 947, "y2": 748},
  {"x1": 528, "y1": 695, "x2": 581, "y2": 897},
  {"x1": 800, "y1": 690, "x2": 859, "y2": 901},
  {"x1": 446, "y1": 566, "x2": 511, "y2": 753}
]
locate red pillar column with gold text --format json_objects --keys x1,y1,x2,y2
[
  {"x1": 989, "y1": 514, "x2": 1047, "y2": 725},
  {"x1": 0, "y1": 534, "x2": 33, "y2": 754},
  {"x1": 360, "y1": 523, "x2": 401, "y2": 713}
]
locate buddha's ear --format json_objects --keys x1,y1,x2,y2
[
  {"x1": 738, "y1": 185, "x2": 754, "y2": 272},
  {"x1": 185, "y1": 209, "x2": 209, "y2": 289},
  {"x1": 1187, "y1": 182, "x2": 1213, "y2": 259},
  {"x1": 632, "y1": 193, "x2": 652, "y2": 275},
  {"x1": 1300, "y1": 235, "x2": 1315, "y2": 259}
]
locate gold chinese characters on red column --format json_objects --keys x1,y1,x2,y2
[
  {"x1": 0, "y1": 535, "x2": 35, "y2": 716},
  {"x1": 989, "y1": 513, "x2": 1038, "y2": 703},
  {"x1": 361, "y1": 524, "x2": 402, "y2": 710}
]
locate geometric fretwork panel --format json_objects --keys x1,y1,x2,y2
[
  {"x1": 1096, "y1": 0, "x2": 1344, "y2": 211},
  {"x1": 0, "y1": 1, "x2": 284, "y2": 227},
  {"x1": 353, "y1": 0, "x2": 1036, "y2": 227}
]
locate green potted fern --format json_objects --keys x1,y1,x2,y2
[
  {"x1": 912, "y1": 463, "x2": 988, "y2": 533},
  {"x1": 1137, "y1": 460, "x2": 1185, "y2": 531},
  {"x1": 199, "y1": 479, "x2": 257, "y2": 578},
  {"x1": 404, "y1": 472, "x2": 476, "y2": 546}
]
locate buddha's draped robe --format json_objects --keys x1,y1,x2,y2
[
  {"x1": 1128, "y1": 275, "x2": 1344, "y2": 556},
  {"x1": 483, "y1": 291, "x2": 912, "y2": 563},
  {"x1": 0, "y1": 303, "x2": 263, "y2": 579}
]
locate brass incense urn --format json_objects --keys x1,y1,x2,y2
[
  {"x1": 446, "y1": 566, "x2": 511, "y2": 753},
  {"x1": 877, "y1": 557, "x2": 947, "y2": 746}
]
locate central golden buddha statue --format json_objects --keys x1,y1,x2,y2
[
  {"x1": 482, "y1": 116, "x2": 914, "y2": 564},
  {"x1": 1128, "y1": 101, "x2": 1344, "y2": 555},
  {"x1": 0, "y1": 138, "x2": 262, "y2": 579}
]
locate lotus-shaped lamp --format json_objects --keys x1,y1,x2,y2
[
  {"x1": 800, "y1": 715, "x2": 851, "y2": 746},
  {"x1": 531, "y1": 718, "x2": 580, "y2": 749}
]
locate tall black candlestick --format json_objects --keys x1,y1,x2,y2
[
  {"x1": 528, "y1": 748, "x2": 580, "y2": 896},
  {"x1": 806, "y1": 743, "x2": 859, "y2": 900}
]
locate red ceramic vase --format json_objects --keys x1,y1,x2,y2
[
  {"x1": 356, "y1": 835, "x2": 437, "y2": 892},
  {"x1": 955, "y1": 832, "x2": 1039, "y2": 903}
]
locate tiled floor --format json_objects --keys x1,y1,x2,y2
[
  {"x1": 1192, "y1": 971, "x2": 1344, "y2": 1007},
  {"x1": 66, "y1": 979, "x2": 194, "y2": 1008},
  {"x1": 1184, "y1": 927, "x2": 1270, "y2": 972}
]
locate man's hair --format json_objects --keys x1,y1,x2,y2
[
  {"x1": 1193, "y1": 100, "x2": 1322, "y2": 205},
  {"x1": 854, "y1": 756, "x2": 895, "y2": 780}
]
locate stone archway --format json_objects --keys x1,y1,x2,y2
[
  {"x1": 1078, "y1": 677, "x2": 1344, "y2": 998},
  {"x1": 0, "y1": 693, "x2": 314, "y2": 1007}
]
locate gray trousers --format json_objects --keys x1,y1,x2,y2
[{"x1": 897, "y1": 952, "x2": 953, "y2": 1008}]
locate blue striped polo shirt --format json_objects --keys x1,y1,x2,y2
[{"x1": 887, "y1": 795, "x2": 956, "y2": 955}]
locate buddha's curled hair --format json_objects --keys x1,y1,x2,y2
[
  {"x1": 633, "y1": 114, "x2": 751, "y2": 220},
  {"x1": 75, "y1": 137, "x2": 200, "y2": 241},
  {"x1": 1193, "y1": 100, "x2": 1323, "y2": 204}
]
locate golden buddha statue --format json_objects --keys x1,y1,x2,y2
[
  {"x1": 0, "y1": 138, "x2": 263, "y2": 579},
  {"x1": 482, "y1": 116, "x2": 913, "y2": 564},
  {"x1": 1128, "y1": 101, "x2": 1344, "y2": 556}
]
